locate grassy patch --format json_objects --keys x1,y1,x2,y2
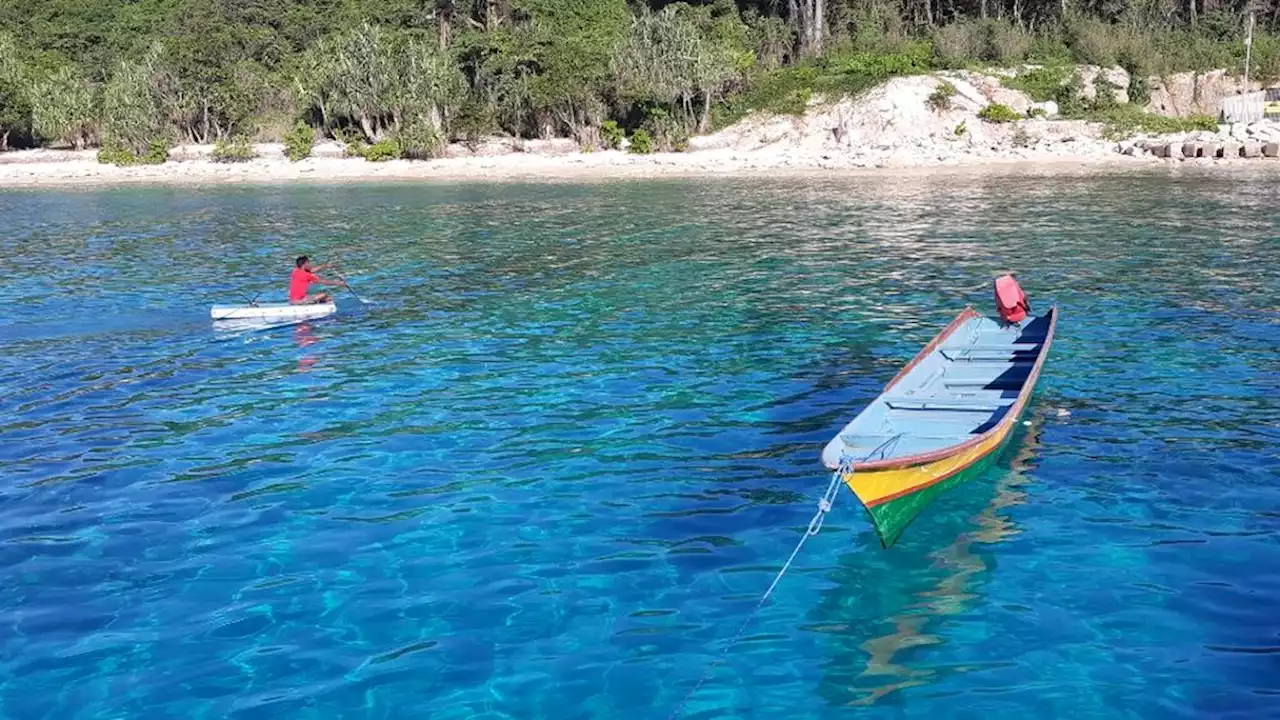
[
  {"x1": 1088, "y1": 104, "x2": 1219, "y2": 140},
  {"x1": 978, "y1": 103, "x2": 1022, "y2": 123},
  {"x1": 713, "y1": 41, "x2": 936, "y2": 129},
  {"x1": 1001, "y1": 65, "x2": 1072, "y2": 102}
]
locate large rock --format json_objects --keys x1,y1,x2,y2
[
  {"x1": 1079, "y1": 65, "x2": 1131, "y2": 105},
  {"x1": 1146, "y1": 70, "x2": 1261, "y2": 118},
  {"x1": 1031, "y1": 100, "x2": 1059, "y2": 117}
]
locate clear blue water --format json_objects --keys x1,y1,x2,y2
[{"x1": 1, "y1": 175, "x2": 1277, "y2": 720}]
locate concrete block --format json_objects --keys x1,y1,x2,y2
[
  {"x1": 1265, "y1": 142, "x2": 1280, "y2": 157},
  {"x1": 1243, "y1": 142, "x2": 1263, "y2": 158}
]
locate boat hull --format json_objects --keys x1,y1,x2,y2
[
  {"x1": 845, "y1": 401, "x2": 1024, "y2": 547},
  {"x1": 209, "y1": 302, "x2": 336, "y2": 322}
]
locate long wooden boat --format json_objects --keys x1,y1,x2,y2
[{"x1": 821, "y1": 306, "x2": 1058, "y2": 547}]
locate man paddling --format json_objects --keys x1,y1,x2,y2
[{"x1": 290, "y1": 256, "x2": 346, "y2": 304}]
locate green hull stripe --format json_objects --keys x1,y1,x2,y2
[{"x1": 865, "y1": 433, "x2": 1011, "y2": 547}]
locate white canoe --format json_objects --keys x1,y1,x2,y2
[{"x1": 210, "y1": 302, "x2": 337, "y2": 322}]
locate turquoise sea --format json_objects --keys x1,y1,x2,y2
[{"x1": 1, "y1": 174, "x2": 1277, "y2": 719}]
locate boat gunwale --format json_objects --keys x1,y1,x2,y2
[{"x1": 825, "y1": 305, "x2": 1058, "y2": 472}]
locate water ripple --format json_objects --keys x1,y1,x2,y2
[{"x1": 0, "y1": 175, "x2": 1277, "y2": 719}]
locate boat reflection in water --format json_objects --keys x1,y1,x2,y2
[
  {"x1": 811, "y1": 414, "x2": 1045, "y2": 707},
  {"x1": 209, "y1": 316, "x2": 307, "y2": 339}
]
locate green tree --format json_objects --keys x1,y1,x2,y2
[
  {"x1": 516, "y1": 0, "x2": 629, "y2": 141},
  {"x1": 31, "y1": 63, "x2": 97, "y2": 148},
  {"x1": 0, "y1": 33, "x2": 30, "y2": 150},
  {"x1": 100, "y1": 45, "x2": 170, "y2": 153}
]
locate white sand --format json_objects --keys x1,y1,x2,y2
[
  {"x1": 0, "y1": 139, "x2": 1169, "y2": 188},
  {"x1": 2, "y1": 70, "x2": 1273, "y2": 189}
]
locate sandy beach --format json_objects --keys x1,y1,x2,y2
[
  {"x1": 0, "y1": 141, "x2": 1153, "y2": 188},
  {"x1": 5, "y1": 70, "x2": 1278, "y2": 188}
]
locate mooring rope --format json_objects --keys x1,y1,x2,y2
[{"x1": 666, "y1": 456, "x2": 851, "y2": 720}]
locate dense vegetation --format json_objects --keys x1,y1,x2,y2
[{"x1": 0, "y1": 0, "x2": 1274, "y2": 156}]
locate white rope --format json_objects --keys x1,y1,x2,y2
[{"x1": 667, "y1": 456, "x2": 853, "y2": 720}]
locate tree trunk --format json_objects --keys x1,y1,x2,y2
[
  {"x1": 359, "y1": 113, "x2": 378, "y2": 142},
  {"x1": 439, "y1": 7, "x2": 452, "y2": 50},
  {"x1": 486, "y1": 0, "x2": 499, "y2": 30},
  {"x1": 0, "y1": 130, "x2": 8, "y2": 151},
  {"x1": 814, "y1": 0, "x2": 825, "y2": 54},
  {"x1": 699, "y1": 92, "x2": 712, "y2": 133},
  {"x1": 982, "y1": 0, "x2": 988, "y2": 19}
]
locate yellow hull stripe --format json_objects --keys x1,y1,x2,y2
[{"x1": 842, "y1": 421, "x2": 1013, "y2": 508}]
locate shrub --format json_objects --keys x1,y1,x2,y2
[
  {"x1": 396, "y1": 121, "x2": 443, "y2": 160},
  {"x1": 97, "y1": 145, "x2": 133, "y2": 165},
  {"x1": 954, "y1": 120, "x2": 967, "y2": 136},
  {"x1": 210, "y1": 136, "x2": 257, "y2": 163},
  {"x1": 97, "y1": 138, "x2": 168, "y2": 166},
  {"x1": 361, "y1": 139, "x2": 400, "y2": 162},
  {"x1": 343, "y1": 139, "x2": 367, "y2": 158},
  {"x1": 984, "y1": 19, "x2": 1032, "y2": 65},
  {"x1": 1054, "y1": 71, "x2": 1088, "y2": 117},
  {"x1": 283, "y1": 122, "x2": 315, "y2": 162},
  {"x1": 927, "y1": 80, "x2": 957, "y2": 112},
  {"x1": 1065, "y1": 15, "x2": 1120, "y2": 67},
  {"x1": 452, "y1": 100, "x2": 497, "y2": 150},
  {"x1": 601, "y1": 120, "x2": 624, "y2": 150},
  {"x1": 932, "y1": 20, "x2": 985, "y2": 67},
  {"x1": 1029, "y1": 107, "x2": 1048, "y2": 119},
  {"x1": 978, "y1": 103, "x2": 1022, "y2": 123},
  {"x1": 628, "y1": 128, "x2": 654, "y2": 154},
  {"x1": 1092, "y1": 75, "x2": 1120, "y2": 112}
]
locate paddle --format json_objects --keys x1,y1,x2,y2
[{"x1": 334, "y1": 272, "x2": 370, "y2": 305}]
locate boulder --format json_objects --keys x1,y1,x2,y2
[
  {"x1": 1030, "y1": 100, "x2": 1059, "y2": 118},
  {"x1": 1146, "y1": 70, "x2": 1259, "y2": 118}
]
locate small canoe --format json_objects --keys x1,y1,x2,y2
[
  {"x1": 821, "y1": 306, "x2": 1058, "y2": 547},
  {"x1": 210, "y1": 302, "x2": 337, "y2": 322}
]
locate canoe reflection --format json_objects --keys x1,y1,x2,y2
[{"x1": 815, "y1": 414, "x2": 1045, "y2": 707}]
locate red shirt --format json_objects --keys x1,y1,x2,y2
[{"x1": 289, "y1": 267, "x2": 319, "y2": 302}]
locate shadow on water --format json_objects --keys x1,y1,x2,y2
[{"x1": 808, "y1": 414, "x2": 1046, "y2": 708}]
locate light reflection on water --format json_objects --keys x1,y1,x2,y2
[{"x1": 0, "y1": 174, "x2": 1277, "y2": 719}]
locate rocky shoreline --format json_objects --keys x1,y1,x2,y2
[{"x1": 0, "y1": 66, "x2": 1274, "y2": 187}]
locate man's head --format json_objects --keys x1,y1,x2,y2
[{"x1": 296, "y1": 255, "x2": 310, "y2": 270}]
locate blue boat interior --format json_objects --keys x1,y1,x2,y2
[{"x1": 822, "y1": 311, "x2": 1053, "y2": 468}]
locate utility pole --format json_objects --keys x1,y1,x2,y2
[{"x1": 1245, "y1": 10, "x2": 1256, "y2": 90}]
